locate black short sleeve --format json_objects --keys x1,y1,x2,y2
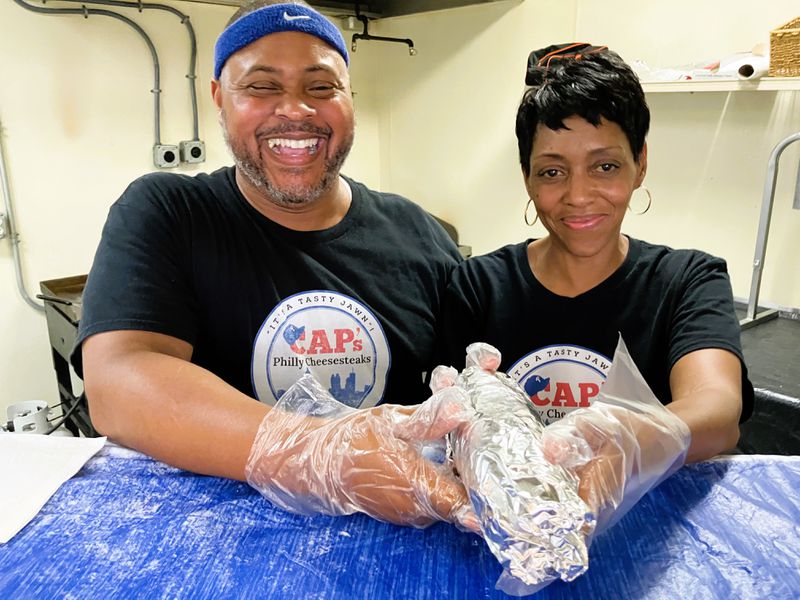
[
  {"x1": 665, "y1": 253, "x2": 754, "y2": 421},
  {"x1": 72, "y1": 174, "x2": 200, "y2": 376}
]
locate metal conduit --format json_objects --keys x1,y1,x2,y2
[
  {"x1": 0, "y1": 118, "x2": 44, "y2": 312},
  {"x1": 13, "y1": 0, "x2": 163, "y2": 145},
  {"x1": 53, "y1": 0, "x2": 199, "y2": 141}
]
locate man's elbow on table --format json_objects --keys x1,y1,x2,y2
[
  {"x1": 82, "y1": 339, "x2": 125, "y2": 439},
  {"x1": 84, "y1": 379, "x2": 114, "y2": 438},
  {"x1": 84, "y1": 372, "x2": 130, "y2": 441}
]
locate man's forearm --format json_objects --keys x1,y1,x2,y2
[{"x1": 84, "y1": 336, "x2": 269, "y2": 480}]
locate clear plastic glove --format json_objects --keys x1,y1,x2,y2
[
  {"x1": 245, "y1": 373, "x2": 478, "y2": 529},
  {"x1": 541, "y1": 339, "x2": 691, "y2": 535}
]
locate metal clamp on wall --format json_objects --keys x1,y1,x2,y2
[{"x1": 349, "y1": 2, "x2": 416, "y2": 55}]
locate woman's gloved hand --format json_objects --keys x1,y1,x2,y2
[
  {"x1": 245, "y1": 374, "x2": 478, "y2": 529},
  {"x1": 541, "y1": 401, "x2": 691, "y2": 535}
]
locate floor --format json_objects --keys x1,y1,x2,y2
[
  {"x1": 739, "y1": 313, "x2": 800, "y2": 399},
  {"x1": 736, "y1": 312, "x2": 800, "y2": 454}
]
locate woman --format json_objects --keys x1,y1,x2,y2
[{"x1": 436, "y1": 44, "x2": 753, "y2": 529}]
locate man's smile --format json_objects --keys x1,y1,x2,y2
[{"x1": 267, "y1": 136, "x2": 323, "y2": 154}]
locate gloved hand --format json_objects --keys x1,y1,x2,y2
[
  {"x1": 245, "y1": 374, "x2": 477, "y2": 529},
  {"x1": 541, "y1": 394, "x2": 691, "y2": 536}
]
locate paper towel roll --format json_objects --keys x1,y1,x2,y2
[
  {"x1": 717, "y1": 54, "x2": 770, "y2": 80},
  {"x1": 737, "y1": 57, "x2": 769, "y2": 80}
]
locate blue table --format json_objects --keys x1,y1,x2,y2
[{"x1": 2, "y1": 446, "x2": 799, "y2": 599}]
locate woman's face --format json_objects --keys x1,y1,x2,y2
[{"x1": 525, "y1": 116, "x2": 647, "y2": 259}]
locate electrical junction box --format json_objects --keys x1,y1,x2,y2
[
  {"x1": 153, "y1": 144, "x2": 180, "y2": 168},
  {"x1": 180, "y1": 140, "x2": 206, "y2": 164}
]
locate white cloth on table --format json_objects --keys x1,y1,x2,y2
[{"x1": 0, "y1": 434, "x2": 106, "y2": 543}]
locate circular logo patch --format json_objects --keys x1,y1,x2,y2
[
  {"x1": 251, "y1": 290, "x2": 390, "y2": 408},
  {"x1": 507, "y1": 344, "x2": 611, "y2": 425}
]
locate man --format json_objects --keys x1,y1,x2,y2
[{"x1": 74, "y1": 0, "x2": 471, "y2": 528}]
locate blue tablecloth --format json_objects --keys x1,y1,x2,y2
[{"x1": 2, "y1": 446, "x2": 799, "y2": 599}]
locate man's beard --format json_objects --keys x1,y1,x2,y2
[{"x1": 222, "y1": 118, "x2": 353, "y2": 208}]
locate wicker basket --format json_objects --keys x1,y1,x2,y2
[{"x1": 769, "y1": 17, "x2": 800, "y2": 77}]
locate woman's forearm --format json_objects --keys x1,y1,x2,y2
[{"x1": 667, "y1": 349, "x2": 744, "y2": 463}]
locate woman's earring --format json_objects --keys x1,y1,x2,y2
[
  {"x1": 524, "y1": 198, "x2": 539, "y2": 226},
  {"x1": 629, "y1": 187, "x2": 652, "y2": 215}
]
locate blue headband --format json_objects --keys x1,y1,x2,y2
[{"x1": 214, "y1": 3, "x2": 349, "y2": 79}]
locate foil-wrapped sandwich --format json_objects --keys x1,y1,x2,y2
[{"x1": 434, "y1": 343, "x2": 594, "y2": 596}]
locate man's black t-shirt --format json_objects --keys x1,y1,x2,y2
[
  {"x1": 435, "y1": 238, "x2": 754, "y2": 424},
  {"x1": 73, "y1": 167, "x2": 461, "y2": 407}
]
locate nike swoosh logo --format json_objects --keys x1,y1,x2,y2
[{"x1": 284, "y1": 11, "x2": 311, "y2": 21}]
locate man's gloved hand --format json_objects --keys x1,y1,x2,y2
[
  {"x1": 245, "y1": 374, "x2": 477, "y2": 529},
  {"x1": 541, "y1": 401, "x2": 691, "y2": 535}
]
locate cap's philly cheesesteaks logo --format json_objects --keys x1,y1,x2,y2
[
  {"x1": 508, "y1": 344, "x2": 611, "y2": 425},
  {"x1": 251, "y1": 291, "x2": 390, "y2": 408}
]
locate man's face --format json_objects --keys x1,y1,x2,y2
[{"x1": 212, "y1": 31, "x2": 354, "y2": 207}]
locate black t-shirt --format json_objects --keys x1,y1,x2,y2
[
  {"x1": 73, "y1": 167, "x2": 461, "y2": 407},
  {"x1": 436, "y1": 238, "x2": 754, "y2": 424}
]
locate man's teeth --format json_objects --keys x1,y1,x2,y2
[{"x1": 267, "y1": 138, "x2": 320, "y2": 149}]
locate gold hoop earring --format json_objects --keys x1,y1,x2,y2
[
  {"x1": 629, "y1": 187, "x2": 652, "y2": 215},
  {"x1": 524, "y1": 198, "x2": 539, "y2": 226}
]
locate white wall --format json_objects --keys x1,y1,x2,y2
[
  {"x1": 366, "y1": 0, "x2": 576, "y2": 245},
  {"x1": 0, "y1": 0, "x2": 380, "y2": 414},
  {"x1": 368, "y1": 0, "x2": 800, "y2": 307}
]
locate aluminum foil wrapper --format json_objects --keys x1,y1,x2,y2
[{"x1": 444, "y1": 343, "x2": 595, "y2": 596}]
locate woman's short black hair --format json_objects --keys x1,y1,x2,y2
[{"x1": 516, "y1": 48, "x2": 650, "y2": 177}]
